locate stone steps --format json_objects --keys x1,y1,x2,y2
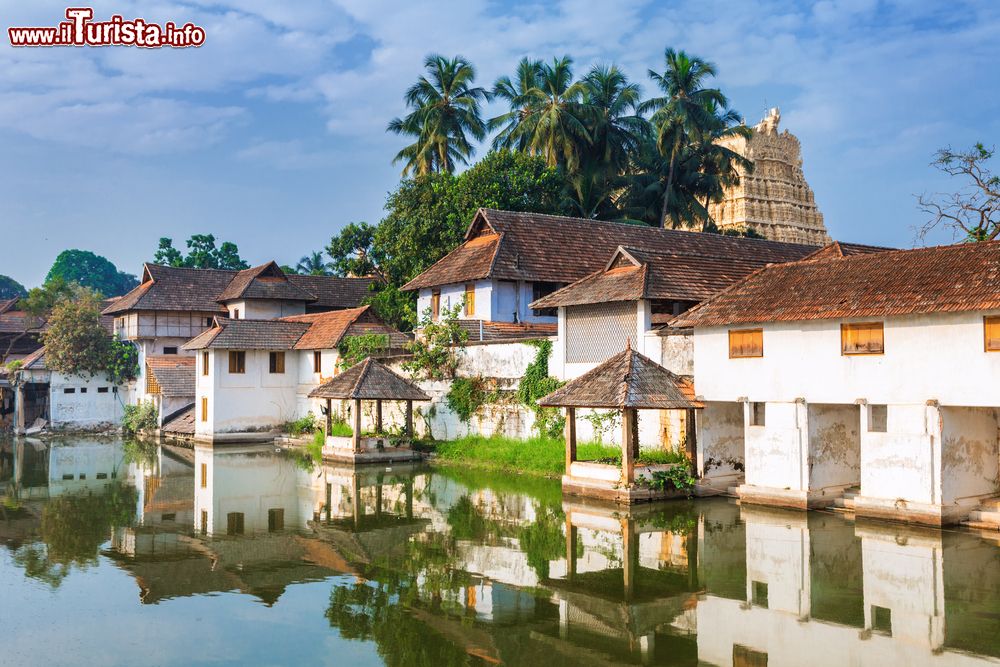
[
  {"x1": 960, "y1": 497, "x2": 1000, "y2": 531},
  {"x1": 967, "y1": 509, "x2": 1000, "y2": 525}
]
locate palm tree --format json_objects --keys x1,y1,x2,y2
[
  {"x1": 641, "y1": 48, "x2": 728, "y2": 227},
  {"x1": 489, "y1": 57, "x2": 542, "y2": 152},
  {"x1": 582, "y1": 64, "x2": 648, "y2": 173},
  {"x1": 388, "y1": 54, "x2": 489, "y2": 176},
  {"x1": 528, "y1": 57, "x2": 592, "y2": 170},
  {"x1": 296, "y1": 251, "x2": 331, "y2": 276}
]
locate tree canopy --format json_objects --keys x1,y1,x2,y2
[
  {"x1": 917, "y1": 143, "x2": 1000, "y2": 242},
  {"x1": 45, "y1": 250, "x2": 138, "y2": 297},
  {"x1": 326, "y1": 150, "x2": 566, "y2": 329},
  {"x1": 0, "y1": 274, "x2": 27, "y2": 300},
  {"x1": 153, "y1": 234, "x2": 250, "y2": 270},
  {"x1": 40, "y1": 288, "x2": 113, "y2": 378}
]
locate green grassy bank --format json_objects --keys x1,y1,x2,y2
[{"x1": 426, "y1": 434, "x2": 688, "y2": 478}]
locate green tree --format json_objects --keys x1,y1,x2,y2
[
  {"x1": 489, "y1": 57, "x2": 543, "y2": 152},
  {"x1": 388, "y1": 54, "x2": 489, "y2": 176},
  {"x1": 41, "y1": 288, "x2": 112, "y2": 378},
  {"x1": 641, "y1": 48, "x2": 729, "y2": 227},
  {"x1": 153, "y1": 235, "x2": 250, "y2": 270},
  {"x1": 0, "y1": 275, "x2": 27, "y2": 300},
  {"x1": 523, "y1": 56, "x2": 591, "y2": 170},
  {"x1": 296, "y1": 251, "x2": 332, "y2": 276},
  {"x1": 326, "y1": 222, "x2": 381, "y2": 279},
  {"x1": 45, "y1": 249, "x2": 138, "y2": 297},
  {"x1": 0, "y1": 277, "x2": 74, "y2": 365}
]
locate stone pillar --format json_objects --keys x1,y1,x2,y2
[
  {"x1": 375, "y1": 399, "x2": 383, "y2": 435},
  {"x1": 352, "y1": 398, "x2": 362, "y2": 453},
  {"x1": 564, "y1": 407, "x2": 576, "y2": 475},
  {"x1": 14, "y1": 384, "x2": 25, "y2": 434},
  {"x1": 622, "y1": 408, "x2": 637, "y2": 486}
]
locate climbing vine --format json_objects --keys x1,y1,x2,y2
[
  {"x1": 402, "y1": 304, "x2": 468, "y2": 380},
  {"x1": 338, "y1": 333, "x2": 390, "y2": 370},
  {"x1": 516, "y1": 340, "x2": 565, "y2": 439},
  {"x1": 445, "y1": 376, "x2": 488, "y2": 423},
  {"x1": 105, "y1": 339, "x2": 139, "y2": 385}
]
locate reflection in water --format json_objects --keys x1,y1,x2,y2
[{"x1": 2, "y1": 436, "x2": 1000, "y2": 665}]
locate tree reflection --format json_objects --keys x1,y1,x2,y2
[{"x1": 39, "y1": 483, "x2": 137, "y2": 567}]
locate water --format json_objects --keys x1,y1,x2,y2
[{"x1": 2, "y1": 436, "x2": 1000, "y2": 666}]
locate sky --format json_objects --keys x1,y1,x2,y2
[{"x1": 2, "y1": 0, "x2": 999, "y2": 288}]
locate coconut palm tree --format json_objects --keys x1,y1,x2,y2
[
  {"x1": 489, "y1": 57, "x2": 543, "y2": 152},
  {"x1": 529, "y1": 57, "x2": 592, "y2": 170},
  {"x1": 296, "y1": 251, "x2": 331, "y2": 276},
  {"x1": 388, "y1": 54, "x2": 490, "y2": 176},
  {"x1": 581, "y1": 64, "x2": 649, "y2": 173},
  {"x1": 641, "y1": 48, "x2": 728, "y2": 227}
]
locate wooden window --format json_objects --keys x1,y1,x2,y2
[
  {"x1": 729, "y1": 329, "x2": 763, "y2": 358},
  {"x1": 750, "y1": 402, "x2": 765, "y2": 427},
  {"x1": 733, "y1": 645, "x2": 769, "y2": 667},
  {"x1": 868, "y1": 404, "x2": 887, "y2": 432},
  {"x1": 269, "y1": 351, "x2": 285, "y2": 374},
  {"x1": 163, "y1": 346, "x2": 178, "y2": 355},
  {"x1": 531, "y1": 281, "x2": 561, "y2": 317},
  {"x1": 226, "y1": 512, "x2": 245, "y2": 536},
  {"x1": 228, "y1": 351, "x2": 246, "y2": 373},
  {"x1": 200, "y1": 510, "x2": 208, "y2": 535},
  {"x1": 313, "y1": 350, "x2": 322, "y2": 373},
  {"x1": 233, "y1": 308, "x2": 240, "y2": 320},
  {"x1": 268, "y1": 508, "x2": 285, "y2": 532},
  {"x1": 841, "y1": 322, "x2": 884, "y2": 355},
  {"x1": 431, "y1": 290, "x2": 441, "y2": 321},
  {"x1": 200, "y1": 462, "x2": 207, "y2": 488},
  {"x1": 201, "y1": 397, "x2": 208, "y2": 423},
  {"x1": 206, "y1": 317, "x2": 214, "y2": 327},
  {"x1": 985, "y1": 316, "x2": 1000, "y2": 351},
  {"x1": 202, "y1": 351, "x2": 209, "y2": 376},
  {"x1": 464, "y1": 284, "x2": 476, "y2": 317}
]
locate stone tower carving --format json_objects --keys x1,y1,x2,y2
[{"x1": 705, "y1": 108, "x2": 831, "y2": 245}]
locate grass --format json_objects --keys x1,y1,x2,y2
[
  {"x1": 329, "y1": 422, "x2": 353, "y2": 437},
  {"x1": 428, "y1": 434, "x2": 689, "y2": 478}
]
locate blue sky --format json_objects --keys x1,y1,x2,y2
[{"x1": 2, "y1": 0, "x2": 999, "y2": 287}]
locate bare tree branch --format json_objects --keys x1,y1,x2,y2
[{"x1": 915, "y1": 143, "x2": 1000, "y2": 243}]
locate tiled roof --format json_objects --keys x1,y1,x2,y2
[
  {"x1": 0, "y1": 298, "x2": 17, "y2": 314},
  {"x1": 182, "y1": 319, "x2": 310, "y2": 350},
  {"x1": 103, "y1": 263, "x2": 374, "y2": 315},
  {"x1": 672, "y1": 240, "x2": 1000, "y2": 328},
  {"x1": 0, "y1": 308, "x2": 43, "y2": 334},
  {"x1": 162, "y1": 404, "x2": 195, "y2": 435},
  {"x1": 146, "y1": 356, "x2": 196, "y2": 397},
  {"x1": 19, "y1": 346, "x2": 47, "y2": 370},
  {"x1": 280, "y1": 306, "x2": 410, "y2": 351},
  {"x1": 217, "y1": 261, "x2": 317, "y2": 303},
  {"x1": 531, "y1": 235, "x2": 816, "y2": 309},
  {"x1": 309, "y1": 358, "x2": 429, "y2": 401},
  {"x1": 402, "y1": 208, "x2": 817, "y2": 291},
  {"x1": 538, "y1": 346, "x2": 702, "y2": 409},
  {"x1": 799, "y1": 241, "x2": 895, "y2": 262},
  {"x1": 455, "y1": 319, "x2": 557, "y2": 342}
]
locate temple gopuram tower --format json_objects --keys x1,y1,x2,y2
[{"x1": 705, "y1": 108, "x2": 831, "y2": 245}]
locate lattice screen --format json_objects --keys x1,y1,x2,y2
[{"x1": 565, "y1": 301, "x2": 636, "y2": 363}]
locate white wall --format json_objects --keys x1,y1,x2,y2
[
  {"x1": 744, "y1": 401, "x2": 808, "y2": 493},
  {"x1": 693, "y1": 311, "x2": 1000, "y2": 406},
  {"x1": 195, "y1": 348, "x2": 299, "y2": 436},
  {"x1": 697, "y1": 401, "x2": 745, "y2": 481},
  {"x1": 807, "y1": 403, "x2": 860, "y2": 493},
  {"x1": 225, "y1": 299, "x2": 305, "y2": 320},
  {"x1": 940, "y1": 406, "x2": 999, "y2": 504},
  {"x1": 417, "y1": 280, "x2": 558, "y2": 324},
  {"x1": 49, "y1": 371, "x2": 123, "y2": 429}
]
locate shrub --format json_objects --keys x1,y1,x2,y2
[
  {"x1": 446, "y1": 376, "x2": 488, "y2": 422},
  {"x1": 122, "y1": 401, "x2": 158, "y2": 434},
  {"x1": 282, "y1": 412, "x2": 318, "y2": 436},
  {"x1": 402, "y1": 304, "x2": 468, "y2": 380},
  {"x1": 646, "y1": 465, "x2": 697, "y2": 498}
]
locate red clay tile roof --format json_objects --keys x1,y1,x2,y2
[
  {"x1": 455, "y1": 319, "x2": 557, "y2": 342},
  {"x1": 308, "y1": 358, "x2": 429, "y2": 401},
  {"x1": 531, "y1": 234, "x2": 817, "y2": 309},
  {"x1": 402, "y1": 208, "x2": 817, "y2": 292},
  {"x1": 672, "y1": 241, "x2": 1000, "y2": 328},
  {"x1": 103, "y1": 263, "x2": 374, "y2": 315},
  {"x1": 146, "y1": 356, "x2": 196, "y2": 397},
  {"x1": 280, "y1": 306, "x2": 410, "y2": 351},
  {"x1": 538, "y1": 346, "x2": 702, "y2": 409},
  {"x1": 799, "y1": 241, "x2": 895, "y2": 262},
  {"x1": 162, "y1": 404, "x2": 195, "y2": 435},
  {"x1": 217, "y1": 261, "x2": 316, "y2": 303}
]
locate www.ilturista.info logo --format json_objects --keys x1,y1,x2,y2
[{"x1": 9, "y1": 8, "x2": 206, "y2": 47}]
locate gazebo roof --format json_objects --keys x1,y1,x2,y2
[
  {"x1": 308, "y1": 358, "x2": 429, "y2": 401},
  {"x1": 538, "y1": 345, "x2": 702, "y2": 410}
]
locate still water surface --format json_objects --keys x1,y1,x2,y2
[{"x1": 2, "y1": 436, "x2": 999, "y2": 666}]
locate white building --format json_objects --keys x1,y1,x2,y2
[
  {"x1": 103, "y1": 260, "x2": 374, "y2": 415},
  {"x1": 183, "y1": 306, "x2": 409, "y2": 441},
  {"x1": 673, "y1": 240, "x2": 1000, "y2": 525}
]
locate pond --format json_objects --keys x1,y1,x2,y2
[{"x1": 2, "y1": 435, "x2": 1000, "y2": 666}]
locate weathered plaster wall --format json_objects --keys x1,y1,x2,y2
[
  {"x1": 660, "y1": 329, "x2": 693, "y2": 375},
  {"x1": 743, "y1": 505, "x2": 810, "y2": 616},
  {"x1": 807, "y1": 403, "x2": 860, "y2": 494},
  {"x1": 692, "y1": 311, "x2": 1000, "y2": 406},
  {"x1": 859, "y1": 404, "x2": 939, "y2": 506},
  {"x1": 940, "y1": 406, "x2": 999, "y2": 505},
  {"x1": 744, "y1": 401, "x2": 807, "y2": 493},
  {"x1": 49, "y1": 371, "x2": 123, "y2": 429},
  {"x1": 697, "y1": 401, "x2": 745, "y2": 481},
  {"x1": 225, "y1": 299, "x2": 305, "y2": 320}
]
